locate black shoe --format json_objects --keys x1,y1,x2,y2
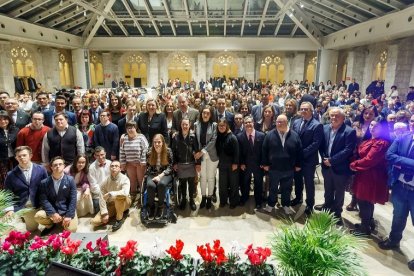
[
  {"x1": 304, "y1": 206, "x2": 313, "y2": 216},
  {"x1": 211, "y1": 194, "x2": 217, "y2": 203},
  {"x1": 408, "y1": 259, "x2": 414, "y2": 272},
  {"x1": 378, "y1": 238, "x2": 400, "y2": 250},
  {"x1": 200, "y1": 196, "x2": 207, "y2": 209},
  {"x1": 206, "y1": 197, "x2": 212, "y2": 210},
  {"x1": 148, "y1": 206, "x2": 155, "y2": 220},
  {"x1": 255, "y1": 204, "x2": 262, "y2": 210},
  {"x1": 219, "y1": 202, "x2": 227, "y2": 208},
  {"x1": 335, "y1": 216, "x2": 343, "y2": 226},
  {"x1": 40, "y1": 224, "x2": 56, "y2": 236},
  {"x1": 112, "y1": 220, "x2": 124, "y2": 232},
  {"x1": 314, "y1": 204, "x2": 329, "y2": 211},
  {"x1": 155, "y1": 207, "x2": 163, "y2": 219},
  {"x1": 355, "y1": 220, "x2": 376, "y2": 232},
  {"x1": 229, "y1": 204, "x2": 237, "y2": 209},
  {"x1": 350, "y1": 228, "x2": 371, "y2": 236},
  {"x1": 190, "y1": 200, "x2": 196, "y2": 211},
  {"x1": 290, "y1": 198, "x2": 303, "y2": 206},
  {"x1": 179, "y1": 199, "x2": 187, "y2": 210}
]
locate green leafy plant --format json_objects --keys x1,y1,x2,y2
[
  {"x1": 0, "y1": 190, "x2": 16, "y2": 235},
  {"x1": 271, "y1": 211, "x2": 367, "y2": 276}
]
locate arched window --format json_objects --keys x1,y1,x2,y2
[
  {"x1": 59, "y1": 51, "x2": 74, "y2": 87},
  {"x1": 212, "y1": 54, "x2": 238, "y2": 78},
  {"x1": 168, "y1": 53, "x2": 192, "y2": 83},
  {"x1": 10, "y1": 46, "x2": 36, "y2": 78},
  {"x1": 373, "y1": 50, "x2": 387, "y2": 81},
  {"x1": 306, "y1": 57, "x2": 317, "y2": 82},
  {"x1": 259, "y1": 55, "x2": 284, "y2": 84},
  {"x1": 90, "y1": 53, "x2": 104, "y2": 87},
  {"x1": 123, "y1": 53, "x2": 147, "y2": 87}
]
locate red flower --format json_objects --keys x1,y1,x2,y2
[
  {"x1": 197, "y1": 240, "x2": 227, "y2": 265},
  {"x1": 118, "y1": 240, "x2": 138, "y2": 262},
  {"x1": 29, "y1": 236, "x2": 47, "y2": 250},
  {"x1": 166, "y1": 240, "x2": 184, "y2": 261},
  {"x1": 60, "y1": 238, "x2": 82, "y2": 256},
  {"x1": 5, "y1": 230, "x2": 30, "y2": 247},
  {"x1": 86, "y1": 241, "x2": 94, "y2": 252},
  {"x1": 2, "y1": 241, "x2": 11, "y2": 251},
  {"x1": 60, "y1": 230, "x2": 71, "y2": 239},
  {"x1": 98, "y1": 239, "x2": 110, "y2": 256},
  {"x1": 245, "y1": 244, "x2": 271, "y2": 266}
]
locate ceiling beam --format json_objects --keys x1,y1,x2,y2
[
  {"x1": 376, "y1": 0, "x2": 406, "y2": 10},
  {"x1": 46, "y1": 9, "x2": 85, "y2": 28},
  {"x1": 204, "y1": 0, "x2": 209, "y2": 36},
  {"x1": 224, "y1": 0, "x2": 228, "y2": 36},
  {"x1": 64, "y1": 15, "x2": 92, "y2": 32},
  {"x1": 69, "y1": 0, "x2": 115, "y2": 21},
  {"x1": 303, "y1": 5, "x2": 352, "y2": 27},
  {"x1": 28, "y1": 1, "x2": 75, "y2": 23},
  {"x1": 109, "y1": 9, "x2": 129, "y2": 36},
  {"x1": 82, "y1": 0, "x2": 109, "y2": 42},
  {"x1": 274, "y1": 13, "x2": 285, "y2": 35},
  {"x1": 290, "y1": 24, "x2": 298, "y2": 36},
  {"x1": 9, "y1": 0, "x2": 53, "y2": 17},
  {"x1": 305, "y1": 9, "x2": 345, "y2": 31},
  {"x1": 101, "y1": 22, "x2": 113, "y2": 36},
  {"x1": 308, "y1": 0, "x2": 367, "y2": 22},
  {"x1": 162, "y1": 0, "x2": 176, "y2": 36},
  {"x1": 257, "y1": 0, "x2": 270, "y2": 36},
  {"x1": 273, "y1": 0, "x2": 298, "y2": 35},
  {"x1": 0, "y1": 0, "x2": 14, "y2": 8},
  {"x1": 274, "y1": 0, "x2": 322, "y2": 46},
  {"x1": 183, "y1": 0, "x2": 193, "y2": 36},
  {"x1": 83, "y1": 0, "x2": 116, "y2": 47},
  {"x1": 341, "y1": 0, "x2": 384, "y2": 17},
  {"x1": 240, "y1": 0, "x2": 249, "y2": 36},
  {"x1": 120, "y1": 0, "x2": 144, "y2": 36},
  {"x1": 142, "y1": 0, "x2": 160, "y2": 36}
]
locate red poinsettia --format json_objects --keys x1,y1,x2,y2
[
  {"x1": 60, "y1": 237, "x2": 82, "y2": 256},
  {"x1": 245, "y1": 244, "x2": 271, "y2": 266},
  {"x1": 197, "y1": 240, "x2": 228, "y2": 265},
  {"x1": 166, "y1": 239, "x2": 184, "y2": 261},
  {"x1": 118, "y1": 240, "x2": 138, "y2": 263}
]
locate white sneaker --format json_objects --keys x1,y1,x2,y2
[
  {"x1": 283, "y1": 206, "x2": 296, "y2": 215},
  {"x1": 263, "y1": 205, "x2": 273, "y2": 213}
]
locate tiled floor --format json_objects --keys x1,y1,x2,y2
[{"x1": 14, "y1": 176, "x2": 414, "y2": 275}]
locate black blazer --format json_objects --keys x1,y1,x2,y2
[
  {"x1": 291, "y1": 117, "x2": 323, "y2": 166},
  {"x1": 214, "y1": 110, "x2": 235, "y2": 131},
  {"x1": 118, "y1": 116, "x2": 139, "y2": 136},
  {"x1": 237, "y1": 130, "x2": 265, "y2": 167},
  {"x1": 15, "y1": 109, "x2": 31, "y2": 130},
  {"x1": 38, "y1": 174, "x2": 77, "y2": 219},
  {"x1": 320, "y1": 123, "x2": 357, "y2": 175},
  {"x1": 137, "y1": 112, "x2": 168, "y2": 145},
  {"x1": 5, "y1": 164, "x2": 48, "y2": 211}
]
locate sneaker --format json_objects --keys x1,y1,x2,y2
[
  {"x1": 283, "y1": 206, "x2": 295, "y2": 215},
  {"x1": 148, "y1": 206, "x2": 155, "y2": 220},
  {"x1": 155, "y1": 207, "x2": 163, "y2": 220},
  {"x1": 112, "y1": 220, "x2": 124, "y2": 232},
  {"x1": 314, "y1": 204, "x2": 329, "y2": 211},
  {"x1": 263, "y1": 205, "x2": 273, "y2": 213}
]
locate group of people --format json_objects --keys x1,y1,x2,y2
[{"x1": 1, "y1": 77, "x2": 414, "y2": 271}]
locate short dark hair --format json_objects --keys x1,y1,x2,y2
[
  {"x1": 0, "y1": 91, "x2": 10, "y2": 97},
  {"x1": 53, "y1": 112, "x2": 68, "y2": 120},
  {"x1": 55, "y1": 95, "x2": 67, "y2": 103},
  {"x1": 50, "y1": 156, "x2": 65, "y2": 165},
  {"x1": 94, "y1": 146, "x2": 106, "y2": 154},
  {"x1": 15, "y1": 146, "x2": 32, "y2": 155},
  {"x1": 31, "y1": 111, "x2": 44, "y2": 119},
  {"x1": 125, "y1": 120, "x2": 137, "y2": 130},
  {"x1": 36, "y1": 92, "x2": 48, "y2": 99}
]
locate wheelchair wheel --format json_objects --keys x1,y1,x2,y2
[{"x1": 174, "y1": 177, "x2": 183, "y2": 207}]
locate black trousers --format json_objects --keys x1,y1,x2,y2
[
  {"x1": 240, "y1": 165, "x2": 264, "y2": 205},
  {"x1": 321, "y1": 168, "x2": 351, "y2": 217},
  {"x1": 218, "y1": 167, "x2": 240, "y2": 206},
  {"x1": 294, "y1": 165, "x2": 317, "y2": 207},
  {"x1": 358, "y1": 199, "x2": 374, "y2": 228},
  {"x1": 179, "y1": 177, "x2": 195, "y2": 202},
  {"x1": 147, "y1": 175, "x2": 173, "y2": 207}
]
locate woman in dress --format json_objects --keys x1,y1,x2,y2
[
  {"x1": 64, "y1": 154, "x2": 94, "y2": 216},
  {"x1": 350, "y1": 118, "x2": 391, "y2": 235}
]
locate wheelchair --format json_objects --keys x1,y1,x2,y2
[{"x1": 140, "y1": 175, "x2": 178, "y2": 226}]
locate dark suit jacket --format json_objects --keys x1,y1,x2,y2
[
  {"x1": 38, "y1": 174, "x2": 77, "y2": 218},
  {"x1": 386, "y1": 134, "x2": 414, "y2": 187},
  {"x1": 171, "y1": 108, "x2": 199, "y2": 134},
  {"x1": 14, "y1": 109, "x2": 31, "y2": 129},
  {"x1": 5, "y1": 164, "x2": 48, "y2": 211},
  {"x1": 237, "y1": 130, "x2": 265, "y2": 168},
  {"x1": 118, "y1": 115, "x2": 139, "y2": 136},
  {"x1": 251, "y1": 103, "x2": 281, "y2": 123},
  {"x1": 320, "y1": 123, "x2": 357, "y2": 175},
  {"x1": 292, "y1": 117, "x2": 323, "y2": 167},
  {"x1": 89, "y1": 106, "x2": 103, "y2": 125},
  {"x1": 215, "y1": 110, "x2": 235, "y2": 131},
  {"x1": 43, "y1": 109, "x2": 77, "y2": 128},
  {"x1": 137, "y1": 112, "x2": 168, "y2": 144}
]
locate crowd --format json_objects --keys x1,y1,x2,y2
[{"x1": 1, "y1": 76, "x2": 414, "y2": 271}]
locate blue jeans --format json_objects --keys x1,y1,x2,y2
[{"x1": 389, "y1": 181, "x2": 414, "y2": 244}]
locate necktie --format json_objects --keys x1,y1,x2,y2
[
  {"x1": 249, "y1": 134, "x2": 254, "y2": 149},
  {"x1": 300, "y1": 120, "x2": 307, "y2": 133},
  {"x1": 403, "y1": 142, "x2": 414, "y2": 182}
]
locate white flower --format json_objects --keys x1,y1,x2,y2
[
  {"x1": 149, "y1": 237, "x2": 166, "y2": 260},
  {"x1": 229, "y1": 240, "x2": 243, "y2": 258}
]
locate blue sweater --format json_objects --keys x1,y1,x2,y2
[{"x1": 93, "y1": 123, "x2": 119, "y2": 158}]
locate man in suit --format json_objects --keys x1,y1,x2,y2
[
  {"x1": 4, "y1": 98, "x2": 30, "y2": 129},
  {"x1": 262, "y1": 114, "x2": 303, "y2": 215},
  {"x1": 43, "y1": 95, "x2": 76, "y2": 127},
  {"x1": 89, "y1": 95, "x2": 103, "y2": 125},
  {"x1": 118, "y1": 99, "x2": 139, "y2": 136},
  {"x1": 233, "y1": 113, "x2": 244, "y2": 136},
  {"x1": 291, "y1": 102, "x2": 324, "y2": 215},
  {"x1": 315, "y1": 107, "x2": 357, "y2": 224},
  {"x1": 4, "y1": 146, "x2": 48, "y2": 231},
  {"x1": 348, "y1": 78, "x2": 360, "y2": 95},
  {"x1": 378, "y1": 131, "x2": 414, "y2": 273},
  {"x1": 35, "y1": 156, "x2": 78, "y2": 235},
  {"x1": 30, "y1": 92, "x2": 52, "y2": 113},
  {"x1": 237, "y1": 116, "x2": 265, "y2": 208},
  {"x1": 71, "y1": 96, "x2": 83, "y2": 124},
  {"x1": 171, "y1": 93, "x2": 199, "y2": 136},
  {"x1": 251, "y1": 88, "x2": 281, "y2": 123},
  {"x1": 215, "y1": 95, "x2": 234, "y2": 131}
]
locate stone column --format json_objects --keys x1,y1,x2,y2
[
  {"x1": 390, "y1": 39, "x2": 414, "y2": 98},
  {"x1": 72, "y1": 48, "x2": 90, "y2": 89},
  {"x1": 40, "y1": 47, "x2": 60, "y2": 92},
  {"x1": 245, "y1": 54, "x2": 255, "y2": 81},
  {"x1": 316, "y1": 49, "x2": 338, "y2": 84},
  {"x1": 292, "y1": 53, "x2": 306, "y2": 81},
  {"x1": 102, "y1": 52, "x2": 113, "y2": 88},
  {"x1": 148, "y1": 52, "x2": 159, "y2": 88},
  {"x1": 197, "y1": 53, "x2": 206, "y2": 83},
  {"x1": 384, "y1": 44, "x2": 399, "y2": 93},
  {"x1": 0, "y1": 41, "x2": 14, "y2": 93}
]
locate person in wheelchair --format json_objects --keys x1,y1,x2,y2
[
  {"x1": 144, "y1": 134, "x2": 174, "y2": 220},
  {"x1": 172, "y1": 118, "x2": 200, "y2": 211}
]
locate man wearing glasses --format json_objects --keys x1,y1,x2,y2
[
  {"x1": 291, "y1": 102, "x2": 323, "y2": 215},
  {"x1": 35, "y1": 156, "x2": 78, "y2": 236},
  {"x1": 16, "y1": 112, "x2": 50, "y2": 163}
]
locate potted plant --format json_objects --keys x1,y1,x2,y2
[
  {"x1": 196, "y1": 240, "x2": 228, "y2": 275},
  {"x1": 164, "y1": 239, "x2": 195, "y2": 275},
  {"x1": 271, "y1": 211, "x2": 367, "y2": 276},
  {"x1": 0, "y1": 230, "x2": 33, "y2": 275},
  {"x1": 239, "y1": 244, "x2": 275, "y2": 275},
  {"x1": 115, "y1": 240, "x2": 152, "y2": 276}
]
